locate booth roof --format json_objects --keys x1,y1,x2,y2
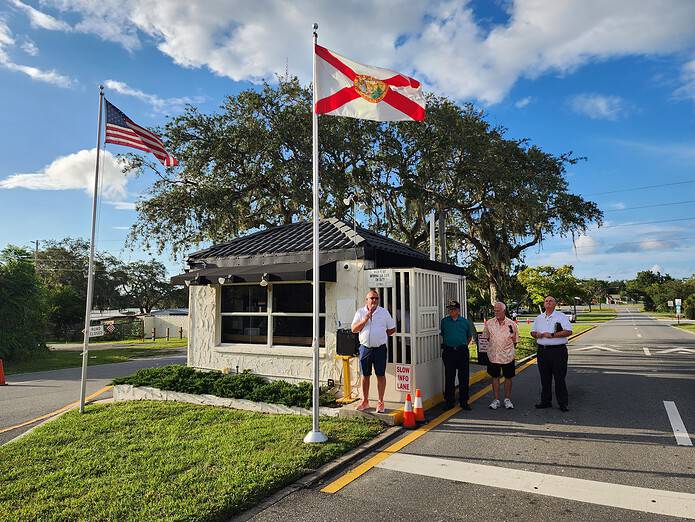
[{"x1": 172, "y1": 218, "x2": 466, "y2": 283}]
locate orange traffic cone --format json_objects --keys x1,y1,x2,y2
[
  {"x1": 414, "y1": 388, "x2": 426, "y2": 424},
  {"x1": 0, "y1": 359, "x2": 6, "y2": 386},
  {"x1": 402, "y1": 393, "x2": 416, "y2": 428}
]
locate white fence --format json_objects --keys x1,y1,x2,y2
[{"x1": 142, "y1": 314, "x2": 188, "y2": 339}]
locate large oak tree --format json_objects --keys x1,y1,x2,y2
[{"x1": 125, "y1": 77, "x2": 602, "y2": 303}]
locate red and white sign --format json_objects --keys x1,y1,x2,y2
[
  {"x1": 395, "y1": 364, "x2": 412, "y2": 393},
  {"x1": 314, "y1": 44, "x2": 425, "y2": 122}
]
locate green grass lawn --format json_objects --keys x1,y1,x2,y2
[
  {"x1": 674, "y1": 324, "x2": 695, "y2": 333},
  {"x1": 0, "y1": 401, "x2": 383, "y2": 521},
  {"x1": 5, "y1": 341, "x2": 185, "y2": 376}
]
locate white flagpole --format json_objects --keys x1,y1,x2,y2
[
  {"x1": 304, "y1": 23, "x2": 328, "y2": 444},
  {"x1": 79, "y1": 85, "x2": 104, "y2": 413}
]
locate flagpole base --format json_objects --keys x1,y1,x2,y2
[{"x1": 303, "y1": 430, "x2": 328, "y2": 444}]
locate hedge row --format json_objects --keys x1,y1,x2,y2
[{"x1": 112, "y1": 365, "x2": 336, "y2": 408}]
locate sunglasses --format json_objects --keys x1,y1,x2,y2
[{"x1": 368, "y1": 297, "x2": 379, "y2": 300}]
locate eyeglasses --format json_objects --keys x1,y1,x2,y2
[{"x1": 368, "y1": 297, "x2": 379, "y2": 300}]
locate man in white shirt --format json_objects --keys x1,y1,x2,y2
[
  {"x1": 351, "y1": 290, "x2": 396, "y2": 413},
  {"x1": 531, "y1": 295, "x2": 573, "y2": 411}
]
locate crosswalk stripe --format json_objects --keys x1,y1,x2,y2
[{"x1": 376, "y1": 453, "x2": 695, "y2": 519}]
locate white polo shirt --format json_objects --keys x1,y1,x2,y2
[
  {"x1": 532, "y1": 310, "x2": 573, "y2": 346},
  {"x1": 351, "y1": 306, "x2": 396, "y2": 347}
]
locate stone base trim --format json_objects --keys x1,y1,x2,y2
[{"x1": 113, "y1": 384, "x2": 340, "y2": 417}]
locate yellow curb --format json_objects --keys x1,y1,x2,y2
[{"x1": 0, "y1": 385, "x2": 113, "y2": 435}]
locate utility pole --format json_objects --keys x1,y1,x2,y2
[
  {"x1": 34, "y1": 240, "x2": 39, "y2": 267},
  {"x1": 438, "y1": 208, "x2": 447, "y2": 262}
]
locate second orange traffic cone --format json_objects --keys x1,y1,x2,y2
[
  {"x1": 414, "y1": 388, "x2": 426, "y2": 424},
  {"x1": 0, "y1": 359, "x2": 7, "y2": 386},
  {"x1": 402, "y1": 393, "x2": 416, "y2": 428}
]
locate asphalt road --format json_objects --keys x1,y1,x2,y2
[
  {"x1": 249, "y1": 308, "x2": 695, "y2": 521},
  {"x1": 0, "y1": 353, "x2": 186, "y2": 445}
]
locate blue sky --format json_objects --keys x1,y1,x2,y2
[{"x1": 1, "y1": 1, "x2": 695, "y2": 281}]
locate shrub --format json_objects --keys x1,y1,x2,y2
[{"x1": 113, "y1": 365, "x2": 336, "y2": 407}]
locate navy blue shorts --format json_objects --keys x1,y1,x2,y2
[{"x1": 359, "y1": 344, "x2": 387, "y2": 377}]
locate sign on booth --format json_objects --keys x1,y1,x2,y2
[{"x1": 395, "y1": 364, "x2": 412, "y2": 393}]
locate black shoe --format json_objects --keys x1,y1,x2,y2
[
  {"x1": 460, "y1": 403, "x2": 472, "y2": 411},
  {"x1": 559, "y1": 405, "x2": 569, "y2": 412},
  {"x1": 444, "y1": 401, "x2": 455, "y2": 410},
  {"x1": 535, "y1": 402, "x2": 552, "y2": 409}
]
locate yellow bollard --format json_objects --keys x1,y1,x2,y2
[{"x1": 336, "y1": 355, "x2": 357, "y2": 404}]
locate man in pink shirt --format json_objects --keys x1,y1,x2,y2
[{"x1": 482, "y1": 301, "x2": 518, "y2": 410}]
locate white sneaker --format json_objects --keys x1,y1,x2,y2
[
  {"x1": 504, "y1": 398, "x2": 514, "y2": 409},
  {"x1": 489, "y1": 399, "x2": 501, "y2": 410}
]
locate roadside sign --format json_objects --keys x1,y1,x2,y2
[
  {"x1": 668, "y1": 300, "x2": 674, "y2": 307},
  {"x1": 366, "y1": 268, "x2": 394, "y2": 288},
  {"x1": 105, "y1": 323, "x2": 115, "y2": 334},
  {"x1": 675, "y1": 298, "x2": 682, "y2": 306},
  {"x1": 395, "y1": 364, "x2": 412, "y2": 393},
  {"x1": 89, "y1": 325, "x2": 104, "y2": 338}
]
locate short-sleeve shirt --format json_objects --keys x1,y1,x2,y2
[
  {"x1": 483, "y1": 317, "x2": 518, "y2": 364},
  {"x1": 440, "y1": 316, "x2": 473, "y2": 347},
  {"x1": 532, "y1": 310, "x2": 573, "y2": 346},
  {"x1": 352, "y1": 306, "x2": 396, "y2": 347}
]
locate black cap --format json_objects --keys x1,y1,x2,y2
[{"x1": 446, "y1": 300, "x2": 460, "y2": 309}]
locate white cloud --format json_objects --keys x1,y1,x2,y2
[
  {"x1": 103, "y1": 79, "x2": 204, "y2": 113},
  {"x1": 609, "y1": 202, "x2": 626, "y2": 210},
  {"x1": 611, "y1": 139, "x2": 695, "y2": 160},
  {"x1": 515, "y1": 96, "x2": 533, "y2": 108},
  {"x1": 650, "y1": 264, "x2": 663, "y2": 274},
  {"x1": 20, "y1": 37, "x2": 38, "y2": 56},
  {"x1": 569, "y1": 93, "x2": 627, "y2": 120},
  {"x1": 112, "y1": 225, "x2": 131, "y2": 230},
  {"x1": 674, "y1": 57, "x2": 695, "y2": 102},
  {"x1": 0, "y1": 148, "x2": 129, "y2": 200},
  {"x1": 108, "y1": 201, "x2": 137, "y2": 210},
  {"x1": 0, "y1": 20, "x2": 74, "y2": 87},
  {"x1": 573, "y1": 235, "x2": 599, "y2": 254},
  {"x1": 40, "y1": 1, "x2": 695, "y2": 104},
  {"x1": 10, "y1": 0, "x2": 71, "y2": 31}
]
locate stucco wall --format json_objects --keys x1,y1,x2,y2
[{"x1": 187, "y1": 259, "x2": 374, "y2": 384}]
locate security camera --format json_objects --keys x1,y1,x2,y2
[{"x1": 343, "y1": 263, "x2": 350, "y2": 271}]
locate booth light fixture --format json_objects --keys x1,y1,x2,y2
[
  {"x1": 260, "y1": 273, "x2": 269, "y2": 287},
  {"x1": 218, "y1": 276, "x2": 226, "y2": 285}
]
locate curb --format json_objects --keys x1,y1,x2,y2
[
  {"x1": 668, "y1": 324, "x2": 695, "y2": 336},
  {"x1": 231, "y1": 425, "x2": 402, "y2": 521}
]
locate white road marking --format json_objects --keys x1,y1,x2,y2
[
  {"x1": 643, "y1": 347, "x2": 651, "y2": 356},
  {"x1": 663, "y1": 401, "x2": 693, "y2": 447},
  {"x1": 658, "y1": 348, "x2": 695, "y2": 355},
  {"x1": 573, "y1": 345, "x2": 621, "y2": 352},
  {"x1": 376, "y1": 453, "x2": 695, "y2": 518}
]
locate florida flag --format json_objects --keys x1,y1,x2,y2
[{"x1": 314, "y1": 44, "x2": 425, "y2": 121}]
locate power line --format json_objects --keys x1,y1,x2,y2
[
  {"x1": 601, "y1": 216, "x2": 695, "y2": 229},
  {"x1": 586, "y1": 178, "x2": 695, "y2": 196},
  {"x1": 604, "y1": 200, "x2": 695, "y2": 213}
]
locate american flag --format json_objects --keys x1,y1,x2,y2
[{"x1": 104, "y1": 99, "x2": 179, "y2": 167}]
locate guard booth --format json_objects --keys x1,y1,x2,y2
[
  {"x1": 172, "y1": 218, "x2": 467, "y2": 408},
  {"x1": 368, "y1": 268, "x2": 467, "y2": 405}
]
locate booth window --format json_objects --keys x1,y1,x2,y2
[{"x1": 220, "y1": 283, "x2": 325, "y2": 347}]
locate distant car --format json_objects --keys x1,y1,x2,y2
[{"x1": 568, "y1": 313, "x2": 576, "y2": 323}]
